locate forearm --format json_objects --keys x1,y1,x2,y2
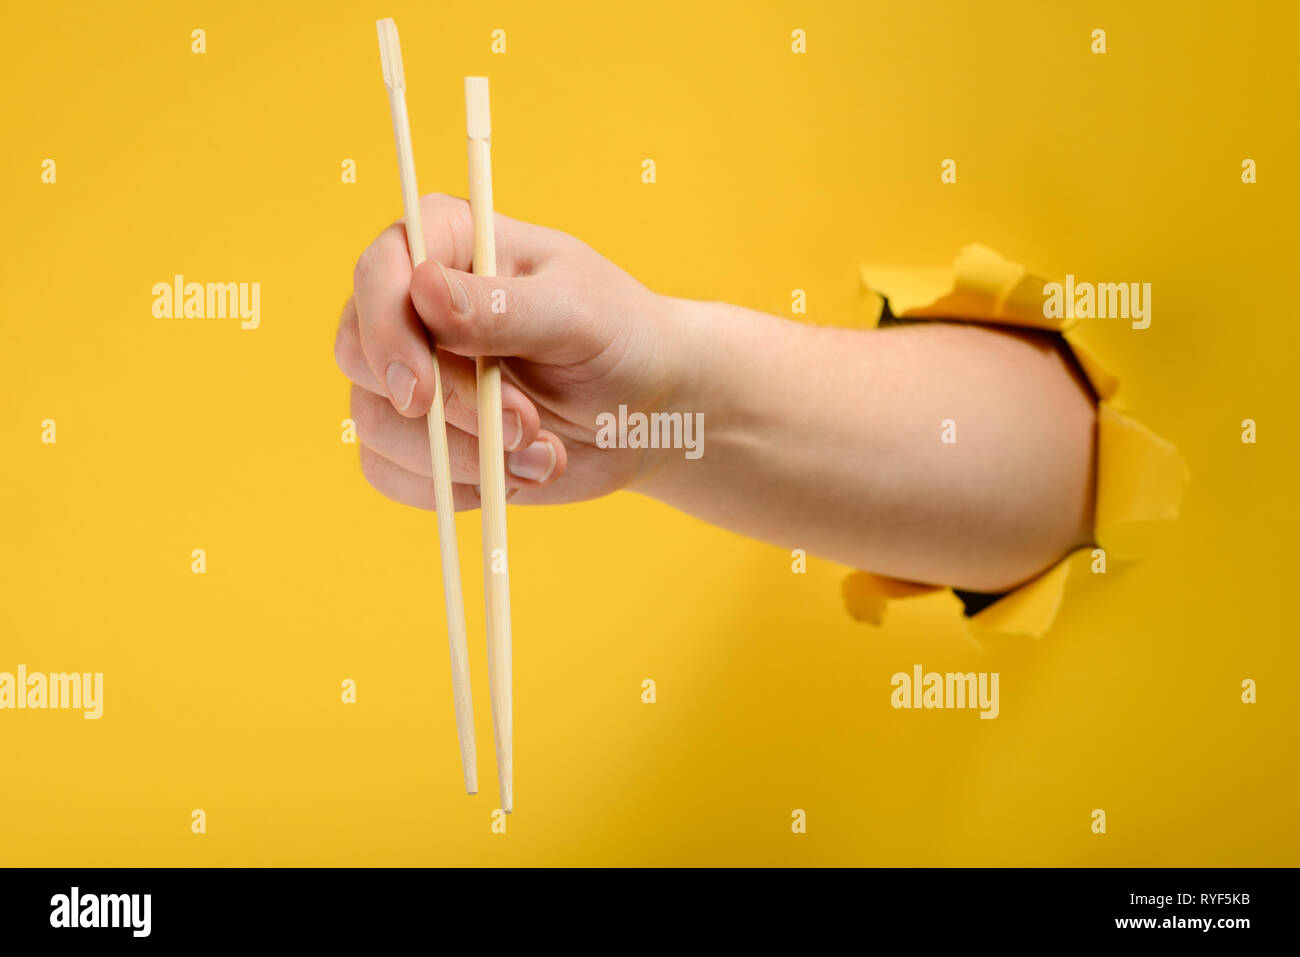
[{"x1": 633, "y1": 298, "x2": 1097, "y2": 593}]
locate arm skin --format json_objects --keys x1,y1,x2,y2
[
  {"x1": 334, "y1": 194, "x2": 1096, "y2": 595},
  {"x1": 637, "y1": 301, "x2": 1096, "y2": 593}
]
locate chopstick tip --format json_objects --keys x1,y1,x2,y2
[{"x1": 376, "y1": 18, "x2": 405, "y2": 92}]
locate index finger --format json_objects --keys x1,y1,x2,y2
[{"x1": 351, "y1": 194, "x2": 563, "y2": 415}]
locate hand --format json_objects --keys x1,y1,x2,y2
[
  {"x1": 336, "y1": 194, "x2": 1098, "y2": 592},
  {"x1": 334, "y1": 193, "x2": 684, "y2": 511}
]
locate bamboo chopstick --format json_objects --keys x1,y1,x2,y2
[
  {"x1": 376, "y1": 18, "x2": 477, "y2": 795},
  {"x1": 465, "y1": 76, "x2": 514, "y2": 813}
]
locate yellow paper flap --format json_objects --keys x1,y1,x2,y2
[
  {"x1": 863, "y1": 244, "x2": 1069, "y2": 331},
  {"x1": 967, "y1": 554, "x2": 1076, "y2": 639},
  {"x1": 847, "y1": 247, "x2": 1187, "y2": 638},
  {"x1": 858, "y1": 264, "x2": 955, "y2": 319},
  {"x1": 842, "y1": 571, "x2": 942, "y2": 626},
  {"x1": 1095, "y1": 403, "x2": 1190, "y2": 561}
]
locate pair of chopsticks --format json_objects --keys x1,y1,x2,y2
[{"x1": 376, "y1": 18, "x2": 513, "y2": 813}]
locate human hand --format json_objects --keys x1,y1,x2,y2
[{"x1": 334, "y1": 193, "x2": 685, "y2": 511}]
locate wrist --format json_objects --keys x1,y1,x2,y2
[
  {"x1": 630, "y1": 295, "x2": 784, "y2": 501},
  {"x1": 628, "y1": 295, "x2": 717, "y2": 495}
]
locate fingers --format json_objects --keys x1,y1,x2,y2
[
  {"x1": 505, "y1": 429, "x2": 567, "y2": 486},
  {"x1": 334, "y1": 297, "x2": 383, "y2": 393},
  {"x1": 409, "y1": 260, "x2": 600, "y2": 364},
  {"x1": 358, "y1": 438, "x2": 566, "y2": 510},
  {"x1": 351, "y1": 383, "x2": 567, "y2": 488},
  {"x1": 401, "y1": 193, "x2": 567, "y2": 276},
  {"x1": 351, "y1": 194, "x2": 574, "y2": 417},
  {"x1": 435, "y1": 355, "x2": 539, "y2": 449},
  {"x1": 338, "y1": 298, "x2": 541, "y2": 442},
  {"x1": 352, "y1": 226, "x2": 438, "y2": 417},
  {"x1": 359, "y1": 445, "x2": 482, "y2": 511}
]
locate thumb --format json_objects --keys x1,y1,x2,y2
[{"x1": 409, "y1": 260, "x2": 596, "y2": 362}]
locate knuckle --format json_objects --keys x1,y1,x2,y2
[
  {"x1": 453, "y1": 483, "x2": 482, "y2": 513},
  {"x1": 350, "y1": 385, "x2": 387, "y2": 441},
  {"x1": 449, "y1": 433, "x2": 480, "y2": 478},
  {"x1": 552, "y1": 284, "x2": 592, "y2": 327},
  {"x1": 334, "y1": 314, "x2": 363, "y2": 375},
  {"x1": 443, "y1": 386, "x2": 472, "y2": 429},
  {"x1": 352, "y1": 247, "x2": 378, "y2": 290},
  {"x1": 352, "y1": 230, "x2": 405, "y2": 291},
  {"x1": 358, "y1": 445, "x2": 385, "y2": 489}
]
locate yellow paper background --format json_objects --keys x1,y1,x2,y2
[{"x1": 1, "y1": 0, "x2": 1296, "y2": 865}]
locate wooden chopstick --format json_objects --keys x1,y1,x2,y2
[
  {"x1": 376, "y1": 18, "x2": 478, "y2": 795},
  {"x1": 464, "y1": 76, "x2": 514, "y2": 813}
]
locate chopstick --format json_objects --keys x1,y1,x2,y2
[
  {"x1": 464, "y1": 76, "x2": 514, "y2": 814},
  {"x1": 376, "y1": 18, "x2": 478, "y2": 796}
]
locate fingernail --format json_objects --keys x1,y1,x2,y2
[
  {"x1": 508, "y1": 440, "x2": 556, "y2": 483},
  {"x1": 503, "y1": 410, "x2": 523, "y2": 451},
  {"x1": 436, "y1": 262, "x2": 471, "y2": 315},
  {"x1": 385, "y1": 361, "x2": 417, "y2": 412}
]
